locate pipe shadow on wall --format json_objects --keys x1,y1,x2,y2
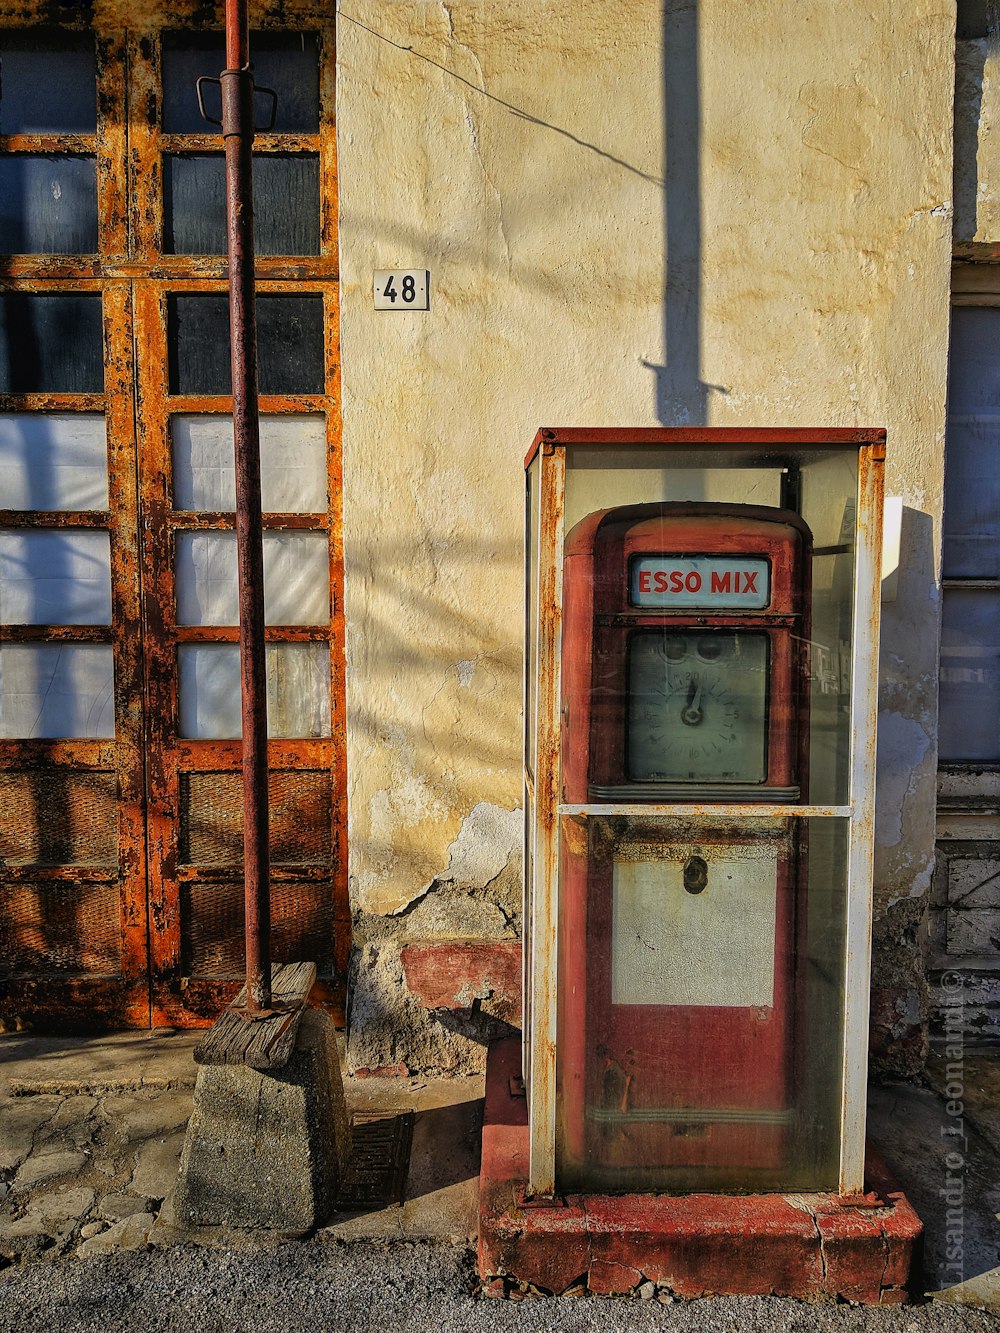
[{"x1": 648, "y1": 0, "x2": 709, "y2": 427}]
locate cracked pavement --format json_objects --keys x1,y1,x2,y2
[{"x1": 0, "y1": 1031, "x2": 197, "y2": 1265}]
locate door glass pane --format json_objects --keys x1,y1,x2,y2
[
  {"x1": 0, "y1": 530, "x2": 112, "y2": 624},
  {"x1": 171, "y1": 414, "x2": 326, "y2": 513},
  {"x1": 161, "y1": 31, "x2": 319, "y2": 134},
  {"x1": 940, "y1": 588, "x2": 1000, "y2": 762},
  {"x1": 0, "y1": 294, "x2": 104, "y2": 393},
  {"x1": 163, "y1": 154, "x2": 320, "y2": 256},
  {"x1": 167, "y1": 294, "x2": 323, "y2": 396},
  {"x1": 178, "y1": 643, "x2": 330, "y2": 738},
  {"x1": 0, "y1": 33, "x2": 97, "y2": 134},
  {"x1": 175, "y1": 531, "x2": 329, "y2": 625},
  {"x1": 0, "y1": 644, "x2": 114, "y2": 738},
  {"x1": 0, "y1": 413, "x2": 108, "y2": 511},
  {"x1": 0, "y1": 157, "x2": 98, "y2": 255}
]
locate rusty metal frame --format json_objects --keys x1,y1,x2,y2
[
  {"x1": 0, "y1": 0, "x2": 347, "y2": 1030},
  {"x1": 527, "y1": 440, "x2": 565, "y2": 1195},
  {"x1": 524, "y1": 428, "x2": 886, "y2": 1196}
]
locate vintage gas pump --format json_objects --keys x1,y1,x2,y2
[
  {"x1": 559, "y1": 503, "x2": 811, "y2": 1189},
  {"x1": 521, "y1": 428, "x2": 886, "y2": 1199}
]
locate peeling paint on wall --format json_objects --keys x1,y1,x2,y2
[{"x1": 875, "y1": 712, "x2": 932, "y2": 849}]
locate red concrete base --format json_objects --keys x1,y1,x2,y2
[{"x1": 479, "y1": 1038, "x2": 922, "y2": 1304}]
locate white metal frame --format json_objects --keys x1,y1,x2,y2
[{"x1": 837, "y1": 444, "x2": 884, "y2": 1194}]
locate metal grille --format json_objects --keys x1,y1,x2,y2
[
  {"x1": 337, "y1": 1112, "x2": 414, "y2": 1209},
  {"x1": 0, "y1": 881, "x2": 121, "y2": 976},
  {"x1": 181, "y1": 878, "x2": 334, "y2": 977},
  {"x1": 0, "y1": 770, "x2": 118, "y2": 866},
  {"x1": 179, "y1": 770, "x2": 334, "y2": 865}
]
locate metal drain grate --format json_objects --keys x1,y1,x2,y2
[{"x1": 337, "y1": 1111, "x2": 414, "y2": 1208}]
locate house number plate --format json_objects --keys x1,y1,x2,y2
[{"x1": 373, "y1": 270, "x2": 430, "y2": 310}]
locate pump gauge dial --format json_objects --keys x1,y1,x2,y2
[{"x1": 626, "y1": 631, "x2": 769, "y2": 783}]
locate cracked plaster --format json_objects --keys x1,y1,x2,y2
[{"x1": 337, "y1": 1, "x2": 956, "y2": 1070}]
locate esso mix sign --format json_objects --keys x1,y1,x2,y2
[{"x1": 629, "y1": 555, "x2": 770, "y2": 610}]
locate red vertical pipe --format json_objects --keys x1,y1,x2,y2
[{"x1": 222, "y1": 0, "x2": 271, "y2": 1012}]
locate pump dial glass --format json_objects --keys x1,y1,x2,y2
[{"x1": 626, "y1": 630, "x2": 768, "y2": 783}]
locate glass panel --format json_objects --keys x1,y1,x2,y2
[
  {"x1": 799, "y1": 451, "x2": 858, "y2": 806},
  {"x1": 944, "y1": 308, "x2": 1000, "y2": 577},
  {"x1": 525, "y1": 455, "x2": 539, "y2": 781},
  {"x1": 171, "y1": 414, "x2": 326, "y2": 513},
  {"x1": 175, "y1": 531, "x2": 329, "y2": 625},
  {"x1": 168, "y1": 295, "x2": 324, "y2": 396},
  {"x1": 560, "y1": 444, "x2": 857, "y2": 806},
  {"x1": 163, "y1": 154, "x2": 320, "y2": 256},
  {"x1": 0, "y1": 294, "x2": 103, "y2": 393},
  {"x1": 178, "y1": 643, "x2": 330, "y2": 738},
  {"x1": 0, "y1": 413, "x2": 108, "y2": 511},
  {"x1": 563, "y1": 445, "x2": 783, "y2": 533},
  {"x1": 626, "y1": 630, "x2": 769, "y2": 784},
  {"x1": 0, "y1": 155, "x2": 100, "y2": 254},
  {"x1": 162, "y1": 31, "x2": 320, "y2": 133},
  {"x1": 0, "y1": 644, "x2": 114, "y2": 738},
  {"x1": 0, "y1": 156, "x2": 98, "y2": 255},
  {"x1": 555, "y1": 813, "x2": 848, "y2": 1193},
  {"x1": 943, "y1": 415, "x2": 1000, "y2": 577},
  {"x1": 0, "y1": 33, "x2": 96, "y2": 134},
  {"x1": 0, "y1": 530, "x2": 111, "y2": 625},
  {"x1": 939, "y1": 588, "x2": 1000, "y2": 762}
]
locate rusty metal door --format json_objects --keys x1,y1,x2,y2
[{"x1": 0, "y1": 5, "x2": 348, "y2": 1030}]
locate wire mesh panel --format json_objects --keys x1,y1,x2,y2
[
  {"x1": 0, "y1": 881, "x2": 121, "y2": 976},
  {"x1": 179, "y1": 769, "x2": 334, "y2": 865},
  {"x1": 181, "y1": 878, "x2": 334, "y2": 978},
  {"x1": 0, "y1": 769, "x2": 118, "y2": 865}
]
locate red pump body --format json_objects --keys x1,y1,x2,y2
[{"x1": 557, "y1": 502, "x2": 812, "y2": 1189}]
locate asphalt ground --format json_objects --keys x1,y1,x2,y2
[{"x1": 1, "y1": 1239, "x2": 998, "y2": 1333}]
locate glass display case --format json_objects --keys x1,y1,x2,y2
[{"x1": 523, "y1": 428, "x2": 885, "y2": 1196}]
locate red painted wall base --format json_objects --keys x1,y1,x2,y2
[{"x1": 479, "y1": 1038, "x2": 922, "y2": 1303}]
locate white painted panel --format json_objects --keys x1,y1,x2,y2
[
  {"x1": 178, "y1": 642, "x2": 330, "y2": 738},
  {"x1": 0, "y1": 529, "x2": 112, "y2": 624},
  {"x1": 175, "y1": 531, "x2": 330, "y2": 625},
  {"x1": 0, "y1": 413, "x2": 108, "y2": 511},
  {"x1": 0, "y1": 644, "x2": 114, "y2": 737},
  {"x1": 611, "y1": 844, "x2": 778, "y2": 1007},
  {"x1": 171, "y1": 414, "x2": 327, "y2": 513}
]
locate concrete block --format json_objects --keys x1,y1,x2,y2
[{"x1": 174, "y1": 1007, "x2": 350, "y2": 1231}]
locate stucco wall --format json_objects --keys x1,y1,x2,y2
[{"x1": 336, "y1": 1, "x2": 956, "y2": 1074}]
